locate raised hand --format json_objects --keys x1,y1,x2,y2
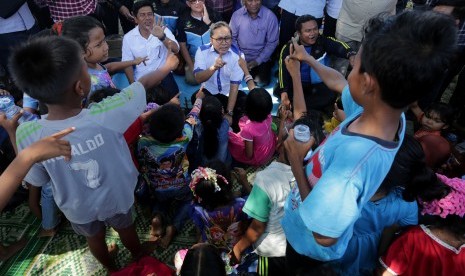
[
  {"x1": 333, "y1": 102, "x2": 346, "y2": 122},
  {"x1": 150, "y1": 16, "x2": 166, "y2": 39},
  {"x1": 211, "y1": 53, "x2": 226, "y2": 71},
  {"x1": 285, "y1": 55, "x2": 301, "y2": 79},
  {"x1": 0, "y1": 112, "x2": 22, "y2": 136},
  {"x1": 27, "y1": 127, "x2": 75, "y2": 162},
  {"x1": 289, "y1": 36, "x2": 308, "y2": 62},
  {"x1": 196, "y1": 85, "x2": 206, "y2": 99},
  {"x1": 202, "y1": 4, "x2": 211, "y2": 25}
]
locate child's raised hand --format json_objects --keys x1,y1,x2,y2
[
  {"x1": 133, "y1": 56, "x2": 149, "y2": 66},
  {"x1": 196, "y1": 85, "x2": 206, "y2": 99},
  {"x1": 279, "y1": 104, "x2": 292, "y2": 120},
  {"x1": 285, "y1": 55, "x2": 301, "y2": 79},
  {"x1": 289, "y1": 36, "x2": 308, "y2": 62},
  {"x1": 333, "y1": 102, "x2": 345, "y2": 122},
  {"x1": 0, "y1": 111, "x2": 22, "y2": 135},
  {"x1": 165, "y1": 53, "x2": 180, "y2": 71},
  {"x1": 25, "y1": 127, "x2": 75, "y2": 162},
  {"x1": 169, "y1": 92, "x2": 181, "y2": 106}
]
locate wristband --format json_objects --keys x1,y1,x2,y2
[
  {"x1": 244, "y1": 75, "x2": 253, "y2": 82},
  {"x1": 159, "y1": 33, "x2": 166, "y2": 42}
]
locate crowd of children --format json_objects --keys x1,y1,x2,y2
[{"x1": 1, "y1": 1, "x2": 465, "y2": 275}]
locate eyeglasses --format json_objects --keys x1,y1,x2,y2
[
  {"x1": 211, "y1": 36, "x2": 232, "y2": 43},
  {"x1": 188, "y1": 0, "x2": 205, "y2": 3}
]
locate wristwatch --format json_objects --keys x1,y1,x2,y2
[
  {"x1": 226, "y1": 110, "x2": 234, "y2": 116},
  {"x1": 159, "y1": 33, "x2": 166, "y2": 42}
]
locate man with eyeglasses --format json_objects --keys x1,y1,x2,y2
[
  {"x1": 122, "y1": 0, "x2": 180, "y2": 97},
  {"x1": 193, "y1": 21, "x2": 246, "y2": 132},
  {"x1": 230, "y1": 0, "x2": 278, "y2": 86}
]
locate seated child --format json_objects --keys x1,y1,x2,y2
[
  {"x1": 10, "y1": 35, "x2": 178, "y2": 272},
  {"x1": 187, "y1": 95, "x2": 231, "y2": 172},
  {"x1": 228, "y1": 87, "x2": 276, "y2": 166},
  {"x1": 62, "y1": 16, "x2": 147, "y2": 97},
  {"x1": 137, "y1": 92, "x2": 204, "y2": 248},
  {"x1": 189, "y1": 163, "x2": 248, "y2": 252},
  {"x1": 409, "y1": 101, "x2": 454, "y2": 140},
  {"x1": 178, "y1": 243, "x2": 227, "y2": 276},
  {"x1": 379, "y1": 170, "x2": 465, "y2": 275}
]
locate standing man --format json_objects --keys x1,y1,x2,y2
[
  {"x1": 230, "y1": 0, "x2": 278, "y2": 86},
  {"x1": 334, "y1": 0, "x2": 397, "y2": 76},
  {"x1": 122, "y1": 0, "x2": 180, "y2": 96}
]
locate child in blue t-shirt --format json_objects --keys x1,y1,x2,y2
[
  {"x1": 330, "y1": 134, "x2": 423, "y2": 275},
  {"x1": 280, "y1": 10, "x2": 457, "y2": 275}
]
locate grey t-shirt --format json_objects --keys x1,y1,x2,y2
[{"x1": 16, "y1": 82, "x2": 146, "y2": 224}]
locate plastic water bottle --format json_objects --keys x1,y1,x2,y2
[
  {"x1": 294, "y1": 124, "x2": 313, "y2": 161},
  {"x1": 294, "y1": 124, "x2": 311, "y2": 142},
  {"x1": 0, "y1": 95, "x2": 37, "y2": 124}
]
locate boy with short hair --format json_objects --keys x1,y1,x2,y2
[
  {"x1": 280, "y1": 10, "x2": 457, "y2": 275},
  {"x1": 9, "y1": 35, "x2": 178, "y2": 272}
]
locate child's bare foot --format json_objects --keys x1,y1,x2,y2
[
  {"x1": 149, "y1": 215, "x2": 165, "y2": 242},
  {"x1": 38, "y1": 228, "x2": 57, "y2": 237},
  {"x1": 0, "y1": 238, "x2": 27, "y2": 261},
  {"x1": 105, "y1": 243, "x2": 119, "y2": 272},
  {"x1": 159, "y1": 225, "x2": 176, "y2": 249},
  {"x1": 108, "y1": 243, "x2": 119, "y2": 258}
]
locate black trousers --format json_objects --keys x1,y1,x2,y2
[{"x1": 285, "y1": 241, "x2": 328, "y2": 276}]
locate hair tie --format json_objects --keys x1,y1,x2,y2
[
  {"x1": 52, "y1": 21, "x2": 63, "y2": 36},
  {"x1": 419, "y1": 173, "x2": 465, "y2": 218},
  {"x1": 189, "y1": 167, "x2": 229, "y2": 203}
]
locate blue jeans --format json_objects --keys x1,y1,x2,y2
[{"x1": 41, "y1": 182, "x2": 60, "y2": 230}]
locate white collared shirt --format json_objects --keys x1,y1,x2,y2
[
  {"x1": 278, "y1": 0, "x2": 326, "y2": 18},
  {"x1": 193, "y1": 44, "x2": 244, "y2": 96},
  {"x1": 122, "y1": 26, "x2": 179, "y2": 81}
]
